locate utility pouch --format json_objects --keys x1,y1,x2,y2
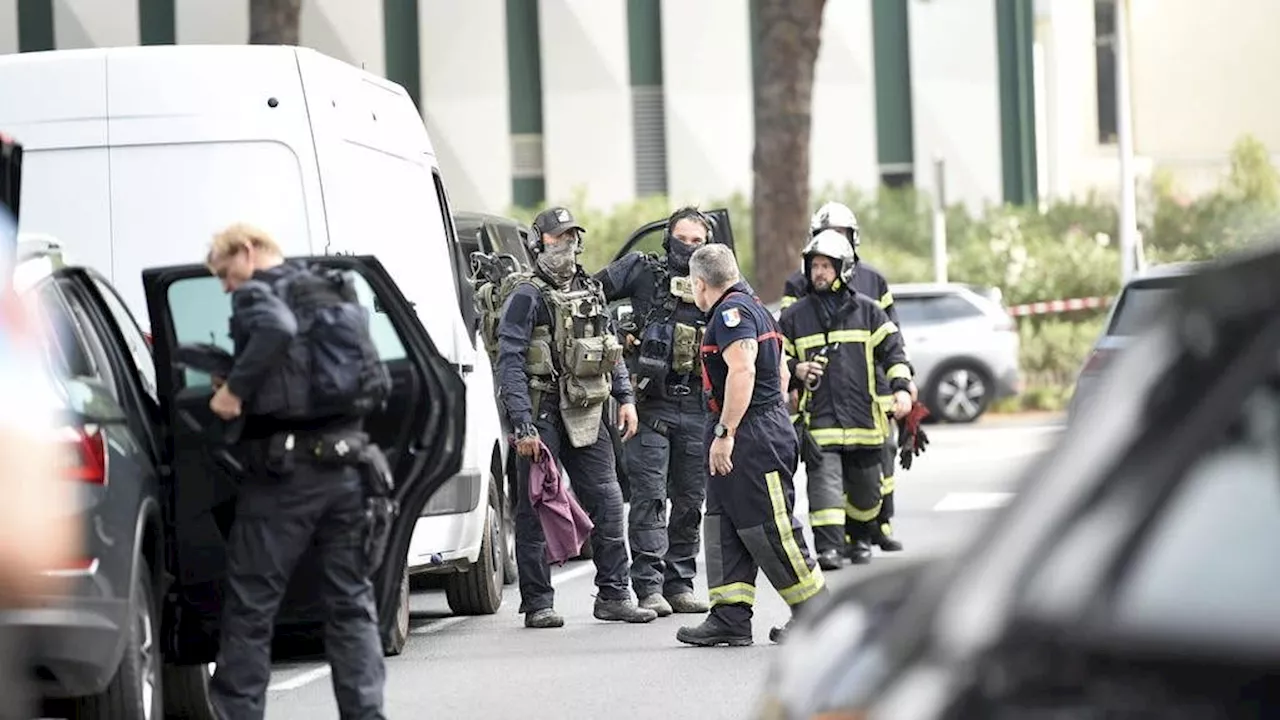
[
  {"x1": 672, "y1": 323, "x2": 698, "y2": 375},
  {"x1": 357, "y1": 444, "x2": 398, "y2": 573},
  {"x1": 636, "y1": 322, "x2": 672, "y2": 386},
  {"x1": 263, "y1": 432, "x2": 297, "y2": 479},
  {"x1": 565, "y1": 335, "x2": 613, "y2": 377}
]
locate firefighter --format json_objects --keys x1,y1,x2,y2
[
  {"x1": 779, "y1": 229, "x2": 914, "y2": 568},
  {"x1": 495, "y1": 206, "x2": 658, "y2": 628},
  {"x1": 595, "y1": 207, "x2": 714, "y2": 616},
  {"x1": 675, "y1": 244, "x2": 827, "y2": 647},
  {"x1": 781, "y1": 202, "x2": 914, "y2": 552}
]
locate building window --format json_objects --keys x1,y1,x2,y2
[
  {"x1": 880, "y1": 165, "x2": 914, "y2": 189},
  {"x1": 1094, "y1": 0, "x2": 1118, "y2": 145}
]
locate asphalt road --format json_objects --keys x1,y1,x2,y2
[{"x1": 264, "y1": 415, "x2": 1065, "y2": 720}]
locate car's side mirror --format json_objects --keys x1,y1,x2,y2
[{"x1": 60, "y1": 376, "x2": 127, "y2": 424}]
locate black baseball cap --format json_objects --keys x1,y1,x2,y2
[{"x1": 532, "y1": 206, "x2": 586, "y2": 238}]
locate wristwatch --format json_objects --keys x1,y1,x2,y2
[{"x1": 713, "y1": 422, "x2": 733, "y2": 439}]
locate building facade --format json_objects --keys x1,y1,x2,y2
[{"x1": 2, "y1": 0, "x2": 1277, "y2": 215}]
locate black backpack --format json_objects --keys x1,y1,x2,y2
[{"x1": 273, "y1": 266, "x2": 391, "y2": 419}]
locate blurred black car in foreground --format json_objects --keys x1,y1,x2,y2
[{"x1": 756, "y1": 239, "x2": 1280, "y2": 719}]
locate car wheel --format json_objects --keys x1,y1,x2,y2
[
  {"x1": 927, "y1": 363, "x2": 992, "y2": 423},
  {"x1": 444, "y1": 478, "x2": 504, "y2": 615},
  {"x1": 382, "y1": 564, "x2": 411, "y2": 656},
  {"x1": 76, "y1": 559, "x2": 161, "y2": 720},
  {"x1": 161, "y1": 662, "x2": 216, "y2": 720},
  {"x1": 501, "y1": 472, "x2": 518, "y2": 586}
]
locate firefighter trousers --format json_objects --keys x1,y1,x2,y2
[
  {"x1": 625, "y1": 394, "x2": 707, "y2": 599},
  {"x1": 876, "y1": 416, "x2": 899, "y2": 535},
  {"x1": 704, "y1": 405, "x2": 827, "y2": 633},
  {"x1": 811, "y1": 448, "x2": 882, "y2": 552}
]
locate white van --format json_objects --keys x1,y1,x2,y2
[{"x1": 0, "y1": 45, "x2": 513, "y2": 640}]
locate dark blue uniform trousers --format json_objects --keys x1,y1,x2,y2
[
  {"x1": 211, "y1": 461, "x2": 385, "y2": 720},
  {"x1": 705, "y1": 404, "x2": 827, "y2": 632},
  {"x1": 515, "y1": 412, "x2": 632, "y2": 613},
  {"x1": 625, "y1": 394, "x2": 707, "y2": 598}
]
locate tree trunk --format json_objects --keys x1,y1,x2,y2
[
  {"x1": 249, "y1": 0, "x2": 302, "y2": 45},
  {"x1": 752, "y1": 0, "x2": 826, "y2": 303}
]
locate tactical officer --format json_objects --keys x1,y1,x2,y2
[
  {"x1": 204, "y1": 224, "x2": 386, "y2": 719},
  {"x1": 595, "y1": 206, "x2": 714, "y2": 617},
  {"x1": 497, "y1": 206, "x2": 658, "y2": 628},
  {"x1": 675, "y1": 244, "x2": 827, "y2": 647},
  {"x1": 779, "y1": 230, "x2": 914, "y2": 568},
  {"x1": 780, "y1": 202, "x2": 914, "y2": 552}
]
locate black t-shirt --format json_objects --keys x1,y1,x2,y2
[{"x1": 699, "y1": 282, "x2": 785, "y2": 414}]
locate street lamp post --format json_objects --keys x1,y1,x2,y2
[{"x1": 1114, "y1": 0, "x2": 1139, "y2": 282}]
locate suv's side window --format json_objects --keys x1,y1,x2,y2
[
  {"x1": 165, "y1": 271, "x2": 406, "y2": 389},
  {"x1": 91, "y1": 275, "x2": 159, "y2": 403},
  {"x1": 33, "y1": 282, "x2": 98, "y2": 384}
]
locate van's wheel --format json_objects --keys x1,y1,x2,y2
[
  {"x1": 500, "y1": 473, "x2": 518, "y2": 586},
  {"x1": 76, "y1": 559, "x2": 161, "y2": 719},
  {"x1": 444, "y1": 478, "x2": 504, "y2": 615},
  {"x1": 383, "y1": 565, "x2": 411, "y2": 656},
  {"x1": 162, "y1": 663, "x2": 215, "y2": 719},
  {"x1": 927, "y1": 363, "x2": 992, "y2": 423}
]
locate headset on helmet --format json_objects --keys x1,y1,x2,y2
[
  {"x1": 802, "y1": 228, "x2": 856, "y2": 289},
  {"x1": 663, "y1": 206, "x2": 714, "y2": 253},
  {"x1": 810, "y1": 201, "x2": 860, "y2": 248}
]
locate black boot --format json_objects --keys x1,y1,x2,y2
[
  {"x1": 817, "y1": 549, "x2": 843, "y2": 571},
  {"x1": 873, "y1": 522, "x2": 903, "y2": 552},
  {"x1": 676, "y1": 615, "x2": 753, "y2": 647},
  {"x1": 768, "y1": 621, "x2": 790, "y2": 644},
  {"x1": 845, "y1": 539, "x2": 872, "y2": 564}
]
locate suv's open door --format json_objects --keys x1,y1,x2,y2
[
  {"x1": 143, "y1": 256, "x2": 465, "y2": 661},
  {"x1": 610, "y1": 207, "x2": 736, "y2": 262}
]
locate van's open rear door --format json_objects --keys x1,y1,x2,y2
[{"x1": 142, "y1": 255, "x2": 466, "y2": 661}]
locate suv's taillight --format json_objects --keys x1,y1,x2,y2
[{"x1": 60, "y1": 425, "x2": 107, "y2": 485}]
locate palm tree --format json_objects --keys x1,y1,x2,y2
[
  {"x1": 249, "y1": 0, "x2": 301, "y2": 45},
  {"x1": 752, "y1": 0, "x2": 827, "y2": 303}
]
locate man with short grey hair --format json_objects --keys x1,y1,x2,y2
[{"x1": 676, "y1": 244, "x2": 826, "y2": 647}]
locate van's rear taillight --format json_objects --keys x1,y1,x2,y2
[
  {"x1": 60, "y1": 425, "x2": 107, "y2": 485},
  {"x1": 1081, "y1": 348, "x2": 1115, "y2": 376}
]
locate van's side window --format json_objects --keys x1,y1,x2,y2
[
  {"x1": 165, "y1": 270, "x2": 406, "y2": 388},
  {"x1": 432, "y1": 171, "x2": 467, "y2": 320}
]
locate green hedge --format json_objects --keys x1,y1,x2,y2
[{"x1": 507, "y1": 135, "x2": 1280, "y2": 413}]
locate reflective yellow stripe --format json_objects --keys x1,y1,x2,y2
[
  {"x1": 765, "y1": 471, "x2": 826, "y2": 606},
  {"x1": 810, "y1": 427, "x2": 885, "y2": 447},
  {"x1": 876, "y1": 395, "x2": 894, "y2": 412},
  {"x1": 809, "y1": 508, "x2": 846, "y2": 527},
  {"x1": 782, "y1": 335, "x2": 796, "y2": 356},
  {"x1": 879, "y1": 291, "x2": 893, "y2": 309},
  {"x1": 881, "y1": 473, "x2": 896, "y2": 494},
  {"x1": 780, "y1": 295, "x2": 797, "y2": 309},
  {"x1": 826, "y1": 329, "x2": 871, "y2": 344},
  {"x1": 709, "y1": 582, "x2": 756, "y2": 606},
  {"x1": 869, "y1": 321, "x2": 898, "y2": 349},
  {"x1": 845, "y1": 498, "x2": 883, "y2": 522},
  {"x1": 794, "y1": 333, "x2": 827, "y2": 354},
  {"x1": 789, "y1": 413, "x2": 800, "y2": 424},
  {"x1": 887, "y1": 363, "x2": 911, "y2": 380}
]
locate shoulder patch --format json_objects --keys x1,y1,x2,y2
[{"x1": 721, "y1": 307, "x2": 741, "y2": 328}]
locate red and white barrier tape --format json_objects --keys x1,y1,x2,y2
[{"x1": 1007, "y1": 296, "x2": 1111, "y2": 317}]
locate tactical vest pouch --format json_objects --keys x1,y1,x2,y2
[
  {"x1": 636, "y1": 322, "x2": 672, "y2": 386},
  {"x1": 672, "y1": 322, "x2": 699, "y2": 375},
  {"x1": 564, "y1": 334, "x2": 620, "y2": 378},
  {"x1": 669, "y1": 275, "x2": 695, "y2": 304},
  {"x1": 526, "y1": 327, "x2": 556, "y2": 378},
  {"x1": 559, "y1": 376, "x2": 608, "y2": 448}
]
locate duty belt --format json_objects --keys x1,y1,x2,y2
[{"x1": 666, "y1": 384, "x2": 694, "y2": 397}]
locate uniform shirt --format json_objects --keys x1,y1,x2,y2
[
  {"x1": 595, "y1": 251, "x2": 706, "y2": 386},
  {"x1": 496, "y1": 269, "x2": 634, "y2": 428},
  {"x1": 779, "y1": 288, "x2": 911, "y2": 448},
  {"x1": 699, "y1": 281, "x2": 785, "y2": 415}
]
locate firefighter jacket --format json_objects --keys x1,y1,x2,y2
[{"x1": 778, "y1": 288, "x2": 912, "y2": 449}]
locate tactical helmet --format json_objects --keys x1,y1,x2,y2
[
  {"x1": 802, "y1": 229, "x2": 856, "y2": 289},
  {"x1": 810, "y1": 202, "x2": 860, "y2": 248}
]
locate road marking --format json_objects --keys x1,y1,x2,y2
[
  {"x1": 268, "y1": 559, "x2": 599, "y2": 693},
  {"x1": 932, "y1": 492, "x2": 1014, "y2": 512}
]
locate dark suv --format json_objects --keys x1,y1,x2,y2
[{"x1": 9, "y1": 240, "x2": 464, "y2": 718}]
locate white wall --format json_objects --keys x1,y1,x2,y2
[
  {"x1": 907, "y1": 0, "x2": 1003, "y2": 211},
  {"x1": 0, "y1": 0, "x2": 18, "y2": 55},
  {"x1": 661, "y1": 0, "x2": 753, "y2": 204},
  {"x1": 810, "y1": 0, "x2": 879, "y2": 193},
  {"x1": 54, "y1": 0, "x2": 139, "y2": 49},
  {"x1": 539, "y1": 0, "x2": 633, "y2": 209},
  {"x1": 419, "y1": 0, "x2": 512, "y2": 213},
  {"x1": 301, "y1": 0, "x2": 384, "y2": 77},
  {"x1": 176, "y1": 0, "x2": 248, "y2": 44}
]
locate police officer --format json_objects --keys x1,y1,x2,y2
[
  {"x1": 675, "y1": 244, "x2": 827, "y2": 647},
  {"x1": 497, "y1": 206, "x2": 658, "y2": 628},
  {"x1": 779, "y1": 230, "x2": 914, "y2": 568},
  {"x1": 204, "y1": 224, "x2": 385, "y2": 719},
  {"x1": 780, "y1": 202, "x2": 913, "y2": 552},
  {"x1": 595, "y1": 207, "x2": 714, "y2": 617}
]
